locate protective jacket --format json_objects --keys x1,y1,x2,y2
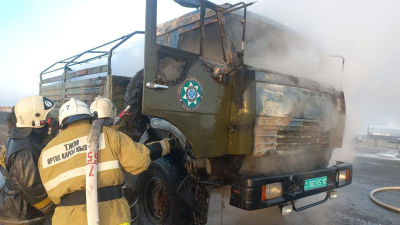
[
  {"x1": 0, "y1": 128, "x2": 55, "y2": 224},
  {"x1": 38, "y1": 120, "x2": 151, "y2": 225}
]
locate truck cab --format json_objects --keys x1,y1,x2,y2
[{"x1": 141, "y1": 0, "x2": 352, "y2": 222}]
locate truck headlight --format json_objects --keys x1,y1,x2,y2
[
  {"x1": 262, "y1": 182, "x2": 283, "y2": 201},
  {"x1": 336, "y1": 170, "x2": 350, "y2": 182}
]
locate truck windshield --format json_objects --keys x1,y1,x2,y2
[
  {"x1": 228, "y1": 15, "x2": 321, "y2": 74},
  {"x1": 179, "y1": 22, "x2": 224, "y2": 62},
  {"x1": 229, "y1": 14, "x2": 344, "y2": 89}
]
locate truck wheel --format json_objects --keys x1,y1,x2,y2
[
  {"x1": 124, "y1": 69, "x2": 147, "y2": 134},
  {"x1": 134, "y1": 155, "x2": 194, "y2": 225}
]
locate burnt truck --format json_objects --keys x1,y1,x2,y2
[{"x1": 39, "y1": 0, "x2": 352, "y2": 224}]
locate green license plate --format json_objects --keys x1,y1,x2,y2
[{"x1": 304, "y1": 176, "x2": 327, "y2": 191}]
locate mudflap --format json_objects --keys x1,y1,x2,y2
[
  {"x1": 176, "y1": 174, "x2": 210, "y2": 224},
  {"x1": 122, "y1": 185, "x2": 139, "y2": 223}
]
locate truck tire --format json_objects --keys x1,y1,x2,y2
[
  {"x1": 134, "y1": 155, "x2": 194, "y2": 225},
  {"x1": 124, "y1": 69, "x2": 147, "y2": 134}
]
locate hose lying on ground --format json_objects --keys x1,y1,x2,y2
[{"x1": 370, "y1": 187, "x2": 400, "y2": 213}]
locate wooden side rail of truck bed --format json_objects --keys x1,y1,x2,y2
[{"x1": 39, "y1": 31, "x2": 144, "y2": 117}]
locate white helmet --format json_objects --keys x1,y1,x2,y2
[
  {"x1": 59, "y1": 98, "x2": 92, "y2": 126},
  {"x1": 90, "y1": 96, "x2": 117, "y2": 124},
  {"x1": 15, "y1": 96, "x2": 55, "y2": 128}
]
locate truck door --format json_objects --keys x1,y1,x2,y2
[{"x1": 142, "y1": 0, "x2": 232, "y2": 158}]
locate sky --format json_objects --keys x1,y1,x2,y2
[
  {"x1": 0, "y1": 0, "x2": 192, "y2": 105},
  {"x1": 1, "y1": 0, "x2": 400, "y2": 131}
]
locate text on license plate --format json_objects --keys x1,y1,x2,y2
[{"x1": 304, "y1": 176, "x2": 327, "y2": 191}]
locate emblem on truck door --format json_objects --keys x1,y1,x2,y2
[{"x1": 178, "y1": 77, "x2": 204, "y2": 111}]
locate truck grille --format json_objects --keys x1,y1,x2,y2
[{"x1": 253, "y1": 117, "x2": 332, "y2": 157}]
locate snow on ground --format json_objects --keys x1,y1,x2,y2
[{"x1": 357, "y1": 149, "x2": 400, "y2": 161}]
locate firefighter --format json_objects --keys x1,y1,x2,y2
[
  {"x1": 5, "y1": 106, "x2": 17, "y2": 134},
  {"x1": 0, "y1": 96, "x2": 56, "y2": 225},
  {"x1": 39, "y1": 98, "x2": 174, "y2": 225}
]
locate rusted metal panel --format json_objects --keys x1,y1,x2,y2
[
  {"x1": 256, "y1": 82, "x2": 336, "y2": 120},
  {"x1": 255, "y1": 70, "x2": 337, "y2": 95},
  {"x1": 216, "y1": 10, "x2": 238, "y2": 66},
  {"x1": 253, "y1": 116, "x2": 332, "y2": 157},
  {"x1": 168, "y1": 30, "x2": 180, "y2": 48},
  {"x1": 65, "y1": 65, "x2": 108, "y2": 80},
  {"x1": 156, "y1": 34, "x2": 168, "y2": 46},
  {"x1": 156, "y1": 9, "x2": 216, "y2": 36}
]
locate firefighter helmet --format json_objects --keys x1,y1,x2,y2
[
  {"x1": 14, "y1": 96, "x2": 55, "y2": 128},
  {"x1": 90, "y1": 96, "x2": 116, "y2": 124},
  {"x1": 59, "y1": 98, "x2": 92, "y2": 126}
]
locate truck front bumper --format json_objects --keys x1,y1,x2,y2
[{"x1": 230, "y1": 163, "x2": 352, "y2": 211}]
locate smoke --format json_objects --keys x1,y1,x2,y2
[
  {"x1": 212, "y1": 0, "x2": 400, "y2": 162},
  {"x1": 241, "y1": 21, "x2": 342, "y2": 89}
]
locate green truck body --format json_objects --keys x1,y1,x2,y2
[{"x1": 39, "y1": 1, "x2": 351, "y2": 224}]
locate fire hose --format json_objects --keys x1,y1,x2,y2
[
  {"x1": 86, "y1": 118, "x2": 105, "y2": 225},
  {"x1": 370, "y1": 187, "x2": 400, "y2": 213},
  {"x1": 113, "y1": 105, "x2": 131, "y2": 125}
]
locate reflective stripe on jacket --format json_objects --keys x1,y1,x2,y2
[{"x1": 38, "y1": 120, "x2": 150, "y2": 225}]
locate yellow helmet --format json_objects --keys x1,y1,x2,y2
[
  {"x1": 90, "y1": 96, "x2": 117, "y2": 124},
  {"x1": 15, "y1": 96, "x2": 55, "y2": 128}
]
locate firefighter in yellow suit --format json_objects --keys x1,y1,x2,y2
[{"x1": 39, "y1": 97, "x2": 173, "y2": 225}]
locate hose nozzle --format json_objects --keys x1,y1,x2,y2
[{"x1": 113, "y1": 105, "x2": 132, "y2": 125}]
